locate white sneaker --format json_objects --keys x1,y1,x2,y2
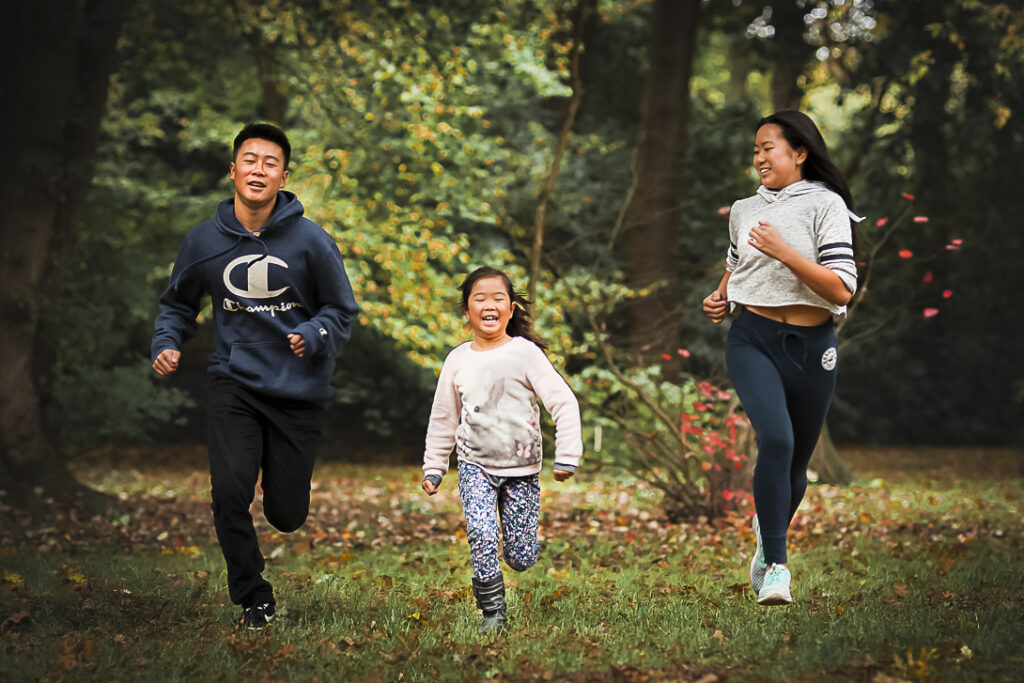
[
  {"x1": 749, "y1": 514, "x2": 767, "y2": 593},
  {"x1": 757, "y1": 564, "x2": 793, "y2": 606}
]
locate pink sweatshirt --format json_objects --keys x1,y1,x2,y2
[{"x1": 422, "y1": 336, "x2": 583, "y2": 479}]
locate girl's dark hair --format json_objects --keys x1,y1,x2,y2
[
  {"x1": 757, "y1": 110, "x2": 858, "y2": 253},
  {"x1": 459, "y1": 267, "x2": 547, "y2": 352}
]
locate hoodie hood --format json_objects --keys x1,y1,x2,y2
[
  {"x1": 757, "y1": 180, "x2": 864, "y2": 222},
  {"x1": 215, "y1": 190, "x2": 305, "y2": 237}
]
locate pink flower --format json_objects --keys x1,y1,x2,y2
[
  {"x1": 923, "y1": 308, "x2": 940, "y2": 318},
  {"x1": 898, "y1": 249, "x2": 914, "y2": 259},
  {"x1": 946, "y1": 244, "x2": 961, "y2": 251},
  {"x1": 875, "y1": 217, "x2": 889, "y2": 227},
  {"x1": 677, "y1": 348, "x2": 691, "y2": 358},
  {"x1": 717, "y1": 206, "x2": 731, "y2": 216},
  {"x1": 913, "y1": 216, "x2": 929, "y2": 223},
  {"x1": 951, "y1": 238, "x2": 963, "y2": 245},
  {"x1": 942, "y1": 290, "x2": 953, "y2": 299},
  {"x1": 722, "y1": 490, "x2": 735, "y2": 501}
]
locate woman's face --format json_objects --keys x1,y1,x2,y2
[{"x1": 753, "y1": 124, "x2": 806, "y2": 190}]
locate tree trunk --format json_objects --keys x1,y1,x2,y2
[
  {"x1": 622, "y1": 0, "x2": 701, "y2": 359},
  {"x1": 0, "y1": 0, "x2": 128, "y2": 506},
  {"x1": 767, "y1": 2, "x2": 811, "y2": 112}
]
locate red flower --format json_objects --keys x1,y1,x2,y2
[
  {"x1": 923, "y1": 271, "x2": 933, "y2": 283},
  {"x1": 875, "y1": 217, "x2": 888, "y2": 227},
  {"x1": 901, "y1": 192, "x2": 916, "y2": 200},
  {"x1": 942, "y1": 290, "x2": 953, "y2": 299},
  {"x1": 898, "y1": 249, "x2": 914, "y2": 259},
  {"x1": 717, "y1": 206, "x2": 731, "y2": 216},
  {"x1": 913, "y1": 216, "x2": 929, "y2": 223},
  {"x1": 951, "y1": 238, "x2": 963, "y2": 245},
  {"x1": 677, "y1": 348, "x2": 691, "y2": 358},
  {"x1": 661, "y1": 353, "x2": 672, "y2": 361},
  {"x1": 722, "y1": 490, "x2": 735, "y2": 501}
]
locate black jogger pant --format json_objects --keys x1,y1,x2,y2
[
  {"x1": 206, "y1": 377, "x2": 323, "y2": 607},
  {"x1": 726, "y1": 308, "x2": 838, "y2": 565}
]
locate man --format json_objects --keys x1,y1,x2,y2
[{"x1": 152, "y1": 123, "x2": 358, "y2": 629}]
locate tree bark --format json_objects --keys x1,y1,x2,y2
[
  {"x1": 0, "y1": 0, "x2": 128, "y2": 505},
  {"x1": 622, "y1": 0, "x2": 701, "y2": 359},
  {"x1": 767, "y1": 2, "x2": 811, "y2": 112}
]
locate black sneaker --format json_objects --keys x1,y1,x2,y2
[{"x1": 239, "y1": 602, "x2": 275, "y2": 630}]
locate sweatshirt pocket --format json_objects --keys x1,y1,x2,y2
[{"x1": 227, "y1": 341, "x2": 330, "y2": 401}]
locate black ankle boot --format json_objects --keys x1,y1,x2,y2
[{"x1": 471, "y1": 574, "x2": 507, "y2": 634}]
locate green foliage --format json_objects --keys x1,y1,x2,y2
[{"x1": 38, "y1": 0, "x2": 1024, "y2": 451}]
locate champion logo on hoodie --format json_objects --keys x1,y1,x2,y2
[{"x1": 223, "y1": 254, "x2": 292, "y2": 299}]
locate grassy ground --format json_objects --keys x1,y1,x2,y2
[{"x1": 1, "y1": 446, "x2": 1021, "y2": 682}]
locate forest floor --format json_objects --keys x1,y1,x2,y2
[{"x1": 1, "y1": 446, "x2": 1021, "y2": 682}]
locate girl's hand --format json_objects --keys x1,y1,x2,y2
[
  {"x1": 421, "y1": 479, "x2": 438, "y2": 495},
  {"x1": 748, "y1": 221, "x2": 793, "y2": 262},
  {"x1": 553, "y1": 470, "x2": 574, "y2": 482},
  {"x1": 702, "y1": 290, "x2": 728, "y2": 324}
]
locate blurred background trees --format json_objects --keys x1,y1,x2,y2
[{"x1": 3, "y1": 0, "x2": 1022, "y2": 511}]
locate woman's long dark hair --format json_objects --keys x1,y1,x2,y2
[
  {"x1": 757, "y1": 110, "x2": 858, "y2": 254},
  {"x1": 458, "y1": 267, "x2": 547, "y2": 352}
]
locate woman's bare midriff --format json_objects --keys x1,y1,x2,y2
[{"x1": 744, "y1": 304, "x2": 831, "y2": 326}]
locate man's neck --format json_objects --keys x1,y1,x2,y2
[{"x1": 234, "y1": 194, "x2": 277, "y2": 233}]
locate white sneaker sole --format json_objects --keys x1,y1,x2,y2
[{"x1": 757, "y1": 590, "x2": 793, "y2": 606}]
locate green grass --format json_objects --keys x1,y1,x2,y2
[{"x1": 0, "y1": 447, "x2": 1021, "y2": 681}]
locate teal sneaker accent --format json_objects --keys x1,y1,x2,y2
[
  {"x1": 757, "y1": 564, "x2": 793, "y2": 606},
  {"x1": 749, "y1": 514, "x2": 767, "y2": 593}
]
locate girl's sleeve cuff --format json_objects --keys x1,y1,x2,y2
[
  {"x1": 553, "y1": 463, "x2": 577, "y2": 473},
  {"x1": 423, "y1": 473, "x2": 443, "y2": 486}
]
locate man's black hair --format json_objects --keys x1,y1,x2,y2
[{"x1": 232, "y1": 123, "x2": 291, "y2": 169}]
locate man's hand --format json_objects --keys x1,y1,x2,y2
[
  {"x1": 421, "y1": 479, "x2": 438, "y2": 495},
  {"x1": 702, "y1": 290, "x2": 728, "y2": 324},
  {"x1": 553, "y1": 470, "x2": 574, "y2": 482},
  {"x1": 288, "y1": 333, "x2": 306, "y2": 358},
  {"x1": 152, "y1": 348, "x2": 181, "y2": 376}
]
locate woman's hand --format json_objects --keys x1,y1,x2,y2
[
  {"x1": 748, "y1": 221, "x2": 794, "y2": 262},
  {"x1": 702, "y1": 290, "x2": 728, "y2": 324}
]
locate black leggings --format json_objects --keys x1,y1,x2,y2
[
  {"x1": 726, "y1": 308, "x2": 838, "y2": 565},
  {"x1": 206, "y1": 377, "x2": 323, "y2": 607}
]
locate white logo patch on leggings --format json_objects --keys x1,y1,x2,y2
[{"x1": 821, "y1": 347, "x2": 837, "y2": 371}]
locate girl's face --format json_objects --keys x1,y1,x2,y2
[
  {"x1": 465, "y1": 276, "x2": 514, "y2": 341},
  {"x1": 753, "y1": 124, "x2": 806, "y2": 190}
]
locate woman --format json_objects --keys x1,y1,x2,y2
[{"x1": 702, "y1": 110, "x2": 862, "y2": 606}]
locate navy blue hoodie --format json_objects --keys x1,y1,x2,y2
[{"x1": 151, "y1": 191, "x2": 359, "y2": 405}]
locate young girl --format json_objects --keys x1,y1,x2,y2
[
  {"x1": 702, "y1": 110, "x2": 861, "y2": 606},
  {"x1": 421, "y1": 266, "x2": 583, "y2": 633}
]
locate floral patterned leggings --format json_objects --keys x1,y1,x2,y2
[{"x1": 458, "y1": 461, "x2": 540, "y2": 581}]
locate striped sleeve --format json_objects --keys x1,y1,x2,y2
[
  {"x1": 725, "y1": 202, "x2": 740, "y2": 272},
  {"x1": 815, "y1": 198, "x2": 858, "y2": 293}
]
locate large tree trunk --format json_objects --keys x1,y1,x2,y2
[
  {"x1": 0, "y1": 0, "x2": 128, "y2": 505},
  {"x1": 622, "y1": 0, "x2": 701, "y2": 359},
  {"x1": 767, "y1": 2, "x2": 812, "y2": 112}
]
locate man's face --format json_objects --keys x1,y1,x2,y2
[{"x1": 229, "y1": 138, "x2": 288, "y2": 206}]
